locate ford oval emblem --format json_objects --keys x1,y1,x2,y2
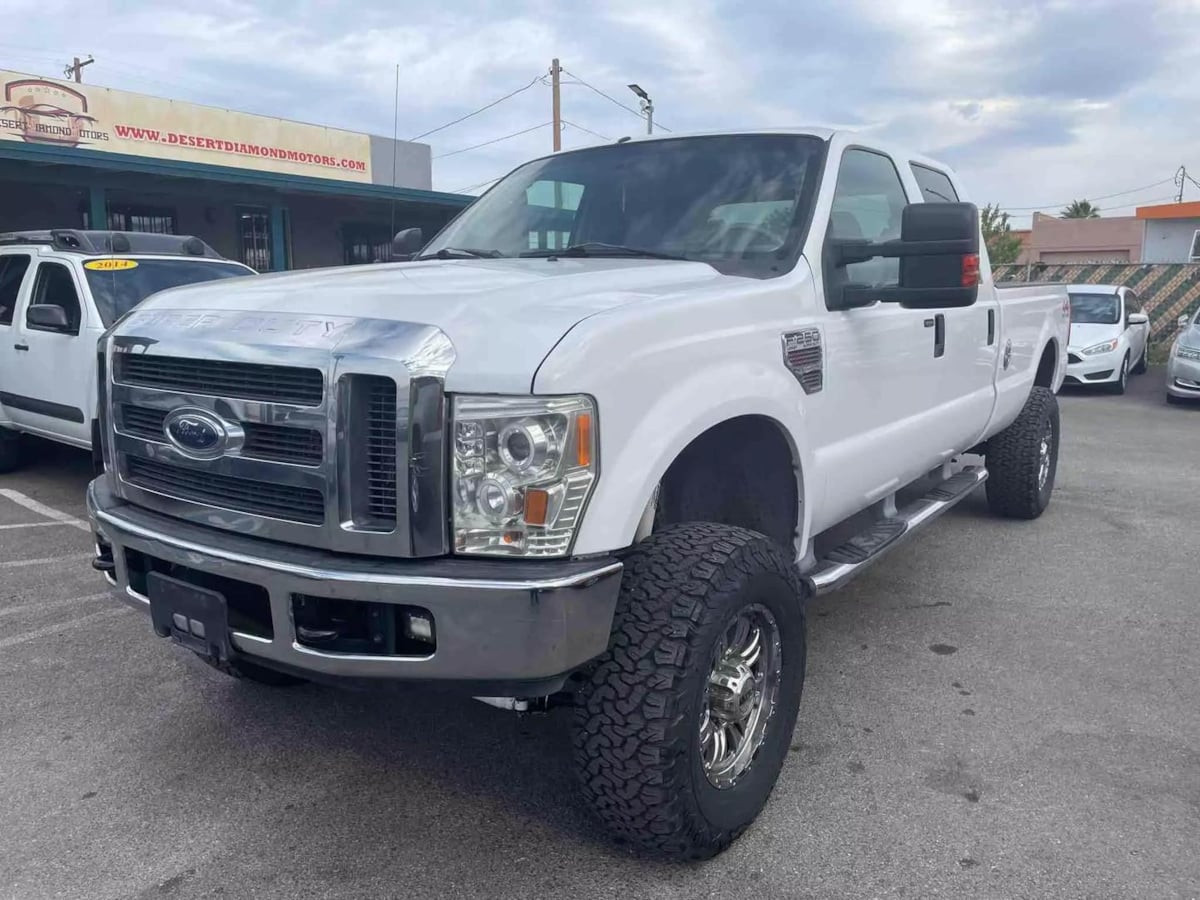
[{"x1": 164, "y1": 409, "x2": 228, "y2": 458}]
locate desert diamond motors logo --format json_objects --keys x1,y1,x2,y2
[{"x1": 0, "y1": 77, "x2": 109, "y2": 147}]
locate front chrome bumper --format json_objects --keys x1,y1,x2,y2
[{"x1": 87, "y1": 477, "x2": 622, "y2": 692}]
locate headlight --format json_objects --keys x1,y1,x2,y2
[
  {"x1": 1081, "y1": 339, "x2": 1119, "y2": 356},
  {"x1": 451, "y1": 394, "x2": 596, "y2": 557},
  {"x1": 1177, "y1": 345, "x2": 1200, "y2": 362}
]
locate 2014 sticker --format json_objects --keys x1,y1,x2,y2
[{"x1": 83, "y1": 259, "x2": 139, "y2": 271}]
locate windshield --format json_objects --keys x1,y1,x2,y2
[
  {"x1": 423, "y1": 134, "x2": 827, "y2": 278},
  {"x1": 84, "y1": 259, "x2": 252, "y2": 326},
  {"x1": 1069, "y1": 293, "x2": 1120, "y2": 325}
]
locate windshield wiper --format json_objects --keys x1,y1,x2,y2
[
  {"x1": 416, "y1": 247, "x2": 505, "y2": 260},
  {"x1": 522, "y1": 242, "x2": 690, "y2": 261}
]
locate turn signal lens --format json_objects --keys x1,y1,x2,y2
[
  {"x1": 524, "y1": 488, "x2": 549, "y2": 525},
  {"x1": 576, "y1": 413, "x2": 592, "y2": 467}
]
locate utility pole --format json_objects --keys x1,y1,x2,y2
[
  {"x1": 1176, "y1": 166, "x2": 1187, "y2": 203},
  {"x1": 63, "y1": 55, "x2": 94, "y2": 83},
  {"x1": 550, "y1": 58, "x2": 562, "y2": 152}
]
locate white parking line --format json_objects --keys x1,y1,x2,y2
[
  {"x1": 0, "y1": 553, "x2": 93, "y2": 569},
  {"x1": 0, "y1": 488, "x2": 91, "y2": 532},
  {"x1": 0, "y1": 521, "x2": 80, "y2": 531},
  {"x1": 0, "y1": 591, "x2": 112, "y2": 619},
  {"x1": 0, "y1": 606, "x2": 129, "y2": 650}
]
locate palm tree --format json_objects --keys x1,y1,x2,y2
[{"x1": 1061, "y1": 199, "x2": 1101, "y2": 219}]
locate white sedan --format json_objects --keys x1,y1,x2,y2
[{"x1": 1064, "y1": 284, "x2": 1150, "y2": 395}]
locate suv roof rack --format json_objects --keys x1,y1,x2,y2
[{"x1": 0, "y1": 229, "x2": 224, "y2": 259}]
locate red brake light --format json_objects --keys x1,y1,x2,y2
[{"x1": 961, "y1": 254, "x2": 981, "y2": 287}]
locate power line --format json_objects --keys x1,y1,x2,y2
[
  {"x1": 432, "y1": 122, "x2": 552, "y2": 160},
  {"x1": 561, "y1": 119, "x2": 611, "y2": 142},
  {"x1": 1006, "y1": 194, "x2": 1179, "y2": 221},
  {"x1": 409, "y1": 76, "x2": 541, "y2": 142},
  {"x1": 453, "y1": 173, "x2": 509, "y2": 194},
  {"x1": 1000, "y1": 178, "x2": 1174, "y2": 212},
  {"x1": 561, "y1": 68, "x2": 673, "y2": 132}
]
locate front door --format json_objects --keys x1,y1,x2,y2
[
  {"x1": 5, "y1": 258, "x2": 94, "y2": 445},
  {"x1": 808, "y1": 148, "x2": 951, "y2": 529}
]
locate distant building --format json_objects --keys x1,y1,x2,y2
[
  {"x1": 0, "y1": 69, "x2": 470, "y2": 271},
  {"x1": 1020, "y1": 212, "x2": 1144, "y2": 264},
  {"x1": 1136, "y1": 201, "x2": 1200, "y2": 263}
]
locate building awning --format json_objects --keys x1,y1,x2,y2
[
  {"x1": 0, "y1": 140, "x2": 472, "y2": 208},
  {"x1": 1136, "y1": 200, "x2": 1200, "y2": 220}
]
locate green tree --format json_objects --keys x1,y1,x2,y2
[
  {"x1": 1061, "y1": 199, "x2": 1101, "y2": 218},
  {"x1": 981, "y1": 203, "x2": 1022, "y2": 264}
]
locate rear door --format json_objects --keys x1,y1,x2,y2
[
  {"x1": 0, "y1": 251, "x2": 36, "y2": 426},
  {"x1": 908, "y1": 162, "x2": 999, "y2": 448},
  {"x1": 5, "y1": 257, "x2": 94, "y2": 445}
]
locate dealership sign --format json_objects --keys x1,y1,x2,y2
[{"x1": 0, "y1": 70, "x2": 372, "y2": 183}]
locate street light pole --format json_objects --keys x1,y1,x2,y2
[{"x1": 627, "y1": 84, "x2": 653, "y2": 135}]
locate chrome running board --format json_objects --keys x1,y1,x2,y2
[{"x1": 803, "y1": 467, "x2": 988, "y2": 596}]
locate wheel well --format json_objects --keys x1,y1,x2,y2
[
  {"x1": 655, "y1": 416, "x2": 798, "y2": 550},
  {"x1": 1034, "y1": 341, "x2": 1058, "y2": 388}
]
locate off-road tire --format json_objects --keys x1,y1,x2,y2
[
  {"x1": 985, "y1": 386, "x2": 1060, "y2": 520},
  {"x1": 1108, "y1": 354, "x2": 1130, "y2": 395},
  {"x1": 200, "y1": 655, "x2": 306, "y2": 687},
  {"x1": 1132, "y1": 343, "x2": 1148, "y2": 375},
  {"x1": 572, "y1": 523, "x2": 807, "y2": 860},
  {"x1": 0, "y1": 429, "x2": 24, "y2": 474}
]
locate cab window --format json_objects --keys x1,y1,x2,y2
[
  {"x1": 28, "y1": 262, "x2": 83, "y2": 334},
  {"x1": 827, "y1": 149, "x2": 910, "y2": 294},
  {"x1": 0, "y1": 254, "x2": 32, "y2": 327},
  {"x1": 910, "y1": 164, "x2": 960, "y2": 203}
]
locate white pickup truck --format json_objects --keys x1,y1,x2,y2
[
  {"x1": 0, "y1": 230, "x2": 253, "y2": 472},
  {"x1": 87, "y1": 129, "x2": 1069, "y2": 859}
]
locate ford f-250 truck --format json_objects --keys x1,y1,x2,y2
[{"x1": 87, "y1": 130, "x2": 1069, "y2": 859}]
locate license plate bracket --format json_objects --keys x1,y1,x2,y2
[{"x1": 147, "y1": 572, "x2": 232, "y2": 662}]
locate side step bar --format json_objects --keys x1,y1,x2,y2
[{"x1": 803, "y1": 467, "x2": 987, "y2": 596}]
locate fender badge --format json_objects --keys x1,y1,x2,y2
[{"x1": 1003, "y1": 339, "x2": 1013, "y2": 370}]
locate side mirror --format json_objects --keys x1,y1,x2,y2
[
  {"x1": 391, "y1": 228, "x2": 424, "y2": 261},
  {"x1": 27, "y1": 304, "x2": 71, "y2": 332},
  {"x1": 1181, "y1": 315, "x2": 1192, "y2": 329},
  {"x1": 1128, "y1": 312, "x2": 1149, "y2": 326},
  {"x1": 830, "y1": 202, "x2": 981, "y2": 310}
]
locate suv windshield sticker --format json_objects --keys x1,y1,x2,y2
[{"x1": 84, "y1": 259, "x2": 139, "y2": 271}]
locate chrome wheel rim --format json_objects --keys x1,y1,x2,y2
[
  {"x1": 700, "y1": 604, "x2": 782, "y2": 789},
  {"x1": 1038, "y1": 421, "x2": 1053, "y2": 491}
]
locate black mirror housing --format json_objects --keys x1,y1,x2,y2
[
  {"x1": 27, "y1": 304, "x2": 71, "y2": 331},
  {"x1": 391, "y1": 228, "x2": 424, "y2": 259}
]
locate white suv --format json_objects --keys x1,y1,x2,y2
[{"x1": 0, "y1": 229, "x2": 254, "y2": 472}]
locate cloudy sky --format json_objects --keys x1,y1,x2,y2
[{"x1": 6, "y1": 0, "x2": 1199, "y2": 224}]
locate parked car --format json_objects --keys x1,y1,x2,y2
[
  {"x1": 0, "y1": 230, "x2": 254, "y2": 472},
  {"x1": 1166, "y1": 306, "x2": 1200, "y2": 404},
  {"x1": 1063, "y1": 284, "x2": 1150, "y2": 394},
  {"x1": 86, "y1": 130, "x2": 1069, "y2": 859}
]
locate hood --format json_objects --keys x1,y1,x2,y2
[
  {"x1": 1177, "y1": 324, "x2": 1200, "y2": 350},
  {"x1": 139, "y1": 257, "x2": 724, "y2": 392},
  {"x1": 1068, "y1": 321, "x2": 1120, "y2": 351}
]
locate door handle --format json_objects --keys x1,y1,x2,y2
[
  {"x1": 933, "y1": 313, "x2": 945, "y2": 358},
  {"x1": 13, "y1": 343, "x2": 28, "y2": 351},
  {"x1": 987, "y1": 309, "x2": 996, "y2": 345}
]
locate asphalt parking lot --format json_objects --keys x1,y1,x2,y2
[{"x1": 1, "y1": 368, "x2": 1197, "y2": 900}]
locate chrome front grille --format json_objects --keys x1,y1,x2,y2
[
  {"x1": 119, "y1": 404, "x2": 323, "y2": 466},
  {"x1": 103, "y1": 312, "x2": 453, "y2": 558},
  {"x1": 125, "y1": 457, "x2": 326, "y2": 525},
  {"x1": 115, "y1": 354, "x2": 324, "y2": 406},
  {"x1": 366, "y1": 377, "x2": 399, "y2": 524}
]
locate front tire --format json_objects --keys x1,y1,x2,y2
[
  {"x1": 0, "y1": 428, "x2": 24, "y2": 474},
  {"x1": 1109, "y1": 354, "x2": 1130, "y2": 394},
  {"x1": 985, "y1": 386, "x2": 1060, "y2": 520},
  {"x1": 572, "y1": 523, "x2": 807, "y2": 860},
  {"x1": 1132, "y1": 342, "x2": 1148, "y2": 375}
]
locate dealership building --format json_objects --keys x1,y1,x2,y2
[{"x1": 0, "y1": 69, "x2": 471, "y2": 270}]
